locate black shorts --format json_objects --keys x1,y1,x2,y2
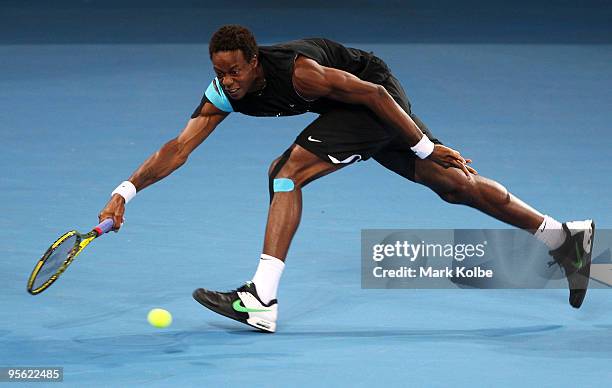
[{"x1": 295, "y1": 74, "x2": 442, "y2": 181}]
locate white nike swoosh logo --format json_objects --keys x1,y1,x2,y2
[
  {"x1": 307, "y1": 136, "x2": 322, "y2": 143},
  {"x1": 328, "y1": 154, "x2": 362, "y2": 164}
]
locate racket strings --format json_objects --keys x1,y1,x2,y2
[{"x1": 31, "y1": 234, "x2": 80, "y2": 290}]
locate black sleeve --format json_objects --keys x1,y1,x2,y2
[{"x1": 191, "y1": 94, "x2": 211, "y2": 119}]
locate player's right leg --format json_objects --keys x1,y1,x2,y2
[
  {"x1": 263, "y1": 144, "x2": 344, "y2": 260},
  {"x1": 193, "y1": 106, "x2": 396, "y2": 332},
  {"x1": 193, "y1": 144, "x2": 344, "y2": 332}
]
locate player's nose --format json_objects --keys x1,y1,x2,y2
[{"x1": 221, "y1": 77, "x2": 234, "y2": 89}]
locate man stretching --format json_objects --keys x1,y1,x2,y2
[{"x1": 99, "y1": 25, "x2": 595, "y2": 333}]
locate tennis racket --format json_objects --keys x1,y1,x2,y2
[{"x1": 27, "y1": 218, "x2": 115, "y2": 295}]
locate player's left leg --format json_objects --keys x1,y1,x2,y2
[
  {"x1": 413, "y1": 158, "x2": 543, "y2": 230},
  {"x1": 412, "y1": 157, "x2": 594, "y2": 308},
  {"x1": 378, "y1": 73, "x2": 594, "y2": 308}
]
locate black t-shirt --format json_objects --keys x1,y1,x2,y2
[{"x1": 192, "y1": 38, "x2": 391, "y2": 118}]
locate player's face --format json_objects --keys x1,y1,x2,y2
[{"x1": 211, "y1": 50, "x2": 259, "y2": 100}]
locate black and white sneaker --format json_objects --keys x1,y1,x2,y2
[
  {"x1": 548, "y1": 220, "x2": 595, "y2": 309},
  {"x1": 192, "y1": 281, "x2": 277, "y2": 333}
]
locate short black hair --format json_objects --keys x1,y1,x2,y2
[{"x1": 209, "y1": 25, "x2": 258, "y2": 61}]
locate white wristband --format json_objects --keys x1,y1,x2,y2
[
  {"x1": 111, "y1": 181, "x2": 137, "y2": 203},
  {"x1": 410, "y1": 135, "x2": 435, "y2": 159}
]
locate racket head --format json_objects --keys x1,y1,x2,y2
[
  {"x1": 27, "y1": 219, "x2": 114, "y2": 295},
  {"x1": 27, "y1": 230, "x2": 82, "y2": 295}
]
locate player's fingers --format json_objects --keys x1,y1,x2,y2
[
  {"x1": 467, "y1": 165, "x2": 478, "y2": 175},
  {"x1": 459, "y1": 162, "x2": 471, "y2": 177},
  {"x1": 441, "y1": 155, "x2": 456, "y2": 168},
  {"x1": 450, "y1": 149, "x2": 466, "y2": 164},
  {"x1": 443, "y1": 148, "x2": 462, "y2": 162},
  {"x1": 436, "y1": 157, "x2": 452, "y2": 169},
  {"x1": 99, "y1": 211, "x2": 114, "y2": 224},
  {"x1": 447, "y1": 153, "x2": 464, "y2": 166},
  {"x1": 449, "y1": 157, "x2": 470, "y2": 177},
  {"x1": 113, "y1": 214, "x2": 122, "y2": 231}
]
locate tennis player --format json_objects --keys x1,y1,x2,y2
[{"x1": 99, "y1": 25, "x2": 594, "y2": 332}]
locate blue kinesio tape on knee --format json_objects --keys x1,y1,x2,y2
[{"x1": 273, "y1": 178, "x2": 295, "y2": 192}]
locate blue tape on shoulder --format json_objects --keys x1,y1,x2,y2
[
  {"x1": 273, "y1": 178, "x2": 295, "y2": 192},
  {"x1": 204, "y1": 78, "x2": 234, "y2": 112}
]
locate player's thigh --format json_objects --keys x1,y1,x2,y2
[
  {"x1": 413, "y1": 157, "x2": 470, "y2": 194},
  {"x1": 271, "y1": 144, "x2": 343, "y2": 186},
  {"x1": 372, "y1": 113, "x2": 442, "y2": 181}
]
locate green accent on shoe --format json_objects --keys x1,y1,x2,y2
[
  {"x1": 572, "y1": 242, "x2": 584, "y2": 269},
  {"x1": 232, "y1": 299, "x2": 271, "y2": 313}
]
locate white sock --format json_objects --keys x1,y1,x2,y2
[
  {"x1": 251, "y1": 254, "x2": 285, "y2": 304},
  {"x1": 534, "y1": 215, "x2": 566, "y2": 250}
]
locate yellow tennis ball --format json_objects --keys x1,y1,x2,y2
[{"x1": 147, "y1": 308, "x2": 172, "y2": 328}]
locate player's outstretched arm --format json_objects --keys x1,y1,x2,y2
[
  {"x1": 98, "y1": 102, "x2": 228, "y2": 229},
  {"x1": 292, "y1": 57, "x2": 476, "y2": 176}
]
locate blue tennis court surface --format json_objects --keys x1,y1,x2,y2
[{"x1": 2, "y1": 10, "x2": 612, "y2": 388}]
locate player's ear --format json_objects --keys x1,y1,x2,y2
[{"x1": 249, "y1": 53, "x2": 258, "y2": 68}]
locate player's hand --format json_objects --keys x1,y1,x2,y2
[
  {"x1": 98, "y1": 194, "x2": 126, "y2": 231},
  {"x1": 428, "y1": 144, "x2": 478, "y2": 177}
]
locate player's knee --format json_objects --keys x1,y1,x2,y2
[
  {"x1": 268, "y1": 156, "x2": 282, "y2": 177},
  {"x1": 274, "y1": 159, "x2": 303, "y2": 189},
  {"x1": 268, "y1": 146, "x2": 313, "y2": 189},
  {"x1": 268, "y1": 156, "x2": 300, "y2": 193},
  {"x1": 272, "y1": 177, "x2": 296, "y2": 192}
]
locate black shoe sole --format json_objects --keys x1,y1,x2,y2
[{"x1": 568, "y1": 221, "x2": 595, "y2": 309}]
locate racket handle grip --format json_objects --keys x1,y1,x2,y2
[{"x1": 94, "y1": 218, "x2": 115, "y2": 235}]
